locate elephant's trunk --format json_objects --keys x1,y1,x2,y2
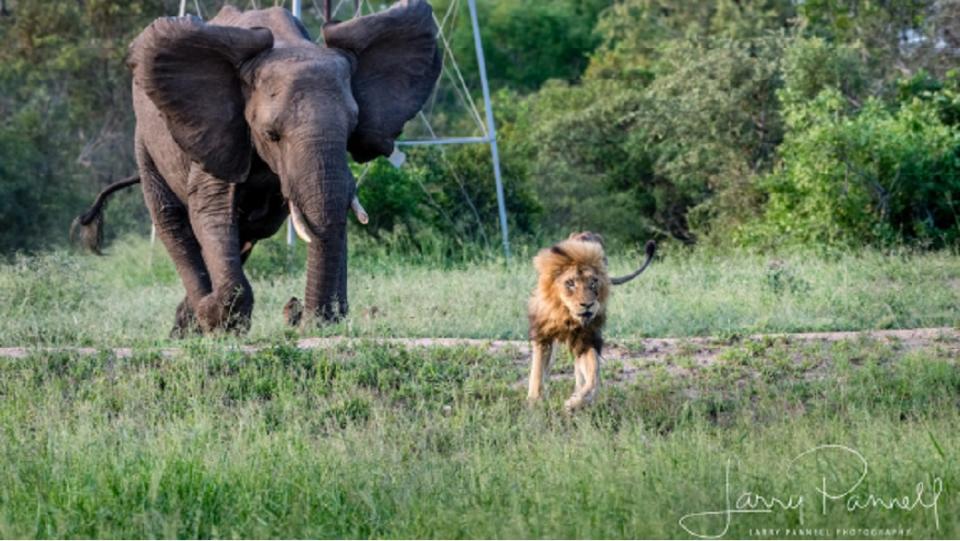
[
  {"x1": 288, "y1": 143, "x2": 353, "y2": 322},
  {"x1": 304, "y1": 224, "x2": 347, "y2": 321}
]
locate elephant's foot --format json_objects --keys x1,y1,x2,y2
[
  {"x1": 283, "y1": 297, "x2": 303, "y2": 327},
  {"x1": 312, "y1": 298, "x2": 347, "y2": 324},
  {"x1": 170, "y1": 297, "x2": 201, "y2": 339},
  {"x1": 195, "y1": 284, "x2": 253, "y2": 334},
  {"x1": 281, "y1": 296, "x2": 344, "y2": 330},
  {"x1": 294, "y1": 301, "x2": 347, "y2": 328}
]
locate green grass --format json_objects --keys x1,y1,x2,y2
[
  {"x1": 0, "y1": 337, "x2": 956, "y2": 538},
  {"x1": 1, "y1": 237, "x2": 958, "y2": 538},
  {"x1": 0, "y1": 235, "x2": 958, "y2": 347}
]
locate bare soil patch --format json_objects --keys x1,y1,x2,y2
[{"x1": 1, "y1": 327, "x2": 956, "y2": 367}]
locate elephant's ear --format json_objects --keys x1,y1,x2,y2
[
  {"x1": 130, "y1": 16, "x2": 273, "y2": 183},
  {"x1": 322, "y1": 0, "x2": 442, "y2": 163}
]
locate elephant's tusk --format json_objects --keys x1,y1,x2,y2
[
  {"x1": 288, "y1": 202, "x2": 313, "y2": 244},
  {"x1": 351, "y1": 196, "x2": 369, "y2": 225}
]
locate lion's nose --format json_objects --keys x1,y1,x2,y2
[{"x1": 580, "y1": 302, "x2": 592, "y2": 308}]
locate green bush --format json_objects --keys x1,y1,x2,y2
[
  {"x1": 349, "y1": 134, "x2": 541, "y2": 254},
  {"x1": 353, "y1": 159, "x2": 426, "y2": 245},
  {"x1": 745, "y1": 89, "x2": 960, "y2": 248},
  {"x1": 777, "y1": 36, "x2": 869, "y2": 113}
]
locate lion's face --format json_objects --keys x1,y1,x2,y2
[
  {"x1": 532, "y1": 235, "x2": 611, "y2": 331},
  {"x1": 555, "y1": 265, "x2": 604, "y2": 325}
]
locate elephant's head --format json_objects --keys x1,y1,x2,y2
[{"x1": 129, "y1": 0, "x2": 441, "y2": 322}]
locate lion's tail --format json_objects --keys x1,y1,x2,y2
[
  {"x1": 70, "y1": 174, "x2": 141, "y2": 255},
  {"x1": 611, "y1": 240, "x2": 656, "y2": 286}
]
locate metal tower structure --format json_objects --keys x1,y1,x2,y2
[{"x1": 175, "y1": 0, "x2": 511, "y2": 259}]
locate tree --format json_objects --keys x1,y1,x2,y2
[
  {"x1": 0, "y1": 1, "x2": 164, "y2": 254},
  {"x1": 441, "y1": 0, "x2": 609, "y2": 93},
  {"x1": 587, "y1": 0, "x2": 796, "y2": 80}
]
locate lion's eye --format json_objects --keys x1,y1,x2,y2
[
  {"x1": 590, "y1": 280, "x2": 598, "y2": 291},
  {"x1": 565, "y1": 279, "x2": 575, "y2": 290}
]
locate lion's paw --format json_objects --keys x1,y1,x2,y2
[{"x1": 564, "y1": 395, "x2": 585, "y2": 413}]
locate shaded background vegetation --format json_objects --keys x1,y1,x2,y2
[{"x1": 4, "y1": 0, "x2": 960, "y2": 255}]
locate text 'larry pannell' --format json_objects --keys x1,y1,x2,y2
[{"x1": 678, "y1": 445, "x2": 943, "y2": 539}]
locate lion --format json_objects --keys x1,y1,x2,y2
[{"x1": 527, "y1": 232, "x2": 656, "y2": 412}]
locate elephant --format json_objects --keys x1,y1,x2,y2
[{"x1": 72, "y1": 0, "x2": 441, "y2": 335}]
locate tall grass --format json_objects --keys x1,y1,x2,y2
[
  {"x1": 1, "y1": 235, "x2": 957, "y2": 538},
  {"x1": 1, "y1": 234, "x2": 957, "y2": 346},
  {"x1": 0, "y1": 338, "x2": 955, "y2": 538}
]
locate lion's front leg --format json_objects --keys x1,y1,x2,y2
[
  {"x1": 565, "y1": 347, "x2": 600, "y2": 413},
  {"x1": 574, "y1": 358, "x2": 586, "y2": 395},
  {"x1": 527, "y1": 340, "x2": 555, "y2": 403}
]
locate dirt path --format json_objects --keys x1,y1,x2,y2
[{"x1": 1, "y1": 328, "x2": 957, "y2": 367}]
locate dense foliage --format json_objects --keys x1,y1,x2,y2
[
  {"x1": 0, "y1": 0, "x2": 171, "y2": 252},
  {"x1": 3, "y1": 0, "x2": 960, "y2": 254},
  {"x1": 748, "y1": 82, "x2": 960, "y2": 248}
]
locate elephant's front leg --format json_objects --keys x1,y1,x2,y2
[
  {"x1": 187, "y1": 168, "x2": 253, "y2": 333},
  {"x1": 170, "y1": 241, "x2": 256, "y2": 337},
  {"x1": 138, "y1": 152, "x2": 211, "y2": 338}
]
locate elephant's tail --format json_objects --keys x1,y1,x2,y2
[{"x1": 70, "y1": 175, "x2": 141, "y2": 255}]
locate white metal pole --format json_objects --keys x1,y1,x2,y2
[
  {"x1": 466, "y1": 0, "x2": 510, "y2": 260},
  {"x1": 286, "y1": 0, "x2": 302, "y2": 247},
  {"x1": 178, "y1": 0, "x2": 186, "y2": 16}
]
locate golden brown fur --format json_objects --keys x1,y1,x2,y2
[
  {"x1": 527, "y1": 231, "x2": 655, "y2": 411},
  {"x1": 529, "y1": 237, "x2": 609, "y2": 348}
]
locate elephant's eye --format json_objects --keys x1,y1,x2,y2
[{"x1": 266, "y1": 129, "x2": 281, "y2": 143}]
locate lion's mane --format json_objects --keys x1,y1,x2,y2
[{"x1": 527, "y1": 237, "x2": 610, "y2": 354}]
